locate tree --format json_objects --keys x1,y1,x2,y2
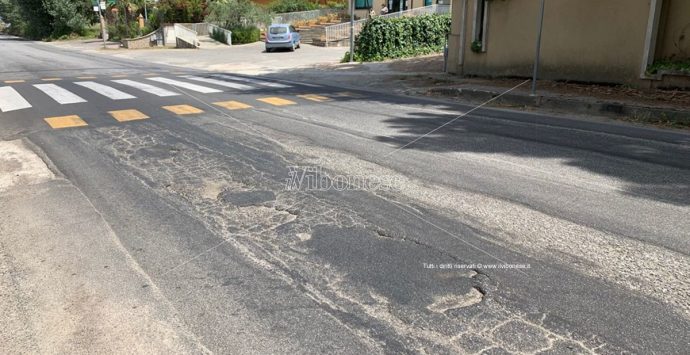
[
  {"x1": 205, "y1": 0, "x2": 270, "y2": 30},
  {"x1": 0, "y1": 0, "x2": 94, "y2": 39},
  {"x1": 43, "y1": 0, "x2": 91, "y2": 37}
]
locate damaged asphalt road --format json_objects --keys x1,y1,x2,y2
[
  {"x1": 19, "y1": 111, "x2": 689, "y2": 354},
  {"x1": 1, "y1": 38, "x2": 690, "y2": 353}
]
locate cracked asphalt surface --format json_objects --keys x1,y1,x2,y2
[{"x1": 1, "y1": 36, "x2": 690, "y2": 353}]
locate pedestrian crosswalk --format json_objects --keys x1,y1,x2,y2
[
  {"x1": 75, "y1": 81, "x2": 137, "y2": 100},
  {"x1": 34, "y1": 83, "x2": 86, "y2": 104},
  {"x1": 112, "y1": 79, "x2": 180, "y2": 97},
  {"x1": 0, "y1": 74, "x2": 348, "y2": 128},
  {"x1": 147, "y1": 77, "x2": 222, "y2": 94}
]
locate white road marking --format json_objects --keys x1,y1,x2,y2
[
  {"x1": 210, "y1": 74, "x2": 291, "y2": 89},
  {"x1": 0, "y1": 86, "x2": 32, "y2": 112},
  {"x1": 74, "y1": 81, "x2": 136, "y2": 100},
  {"x1": 33, "y1": 84, "x2": 86, "y2": 104},
  {"x1": 182, "y1": 76, "x2": 254, "y2": 91},
  {"x1": 147, "y1": 77, "x2": 222, "y2": 94},
  {"x1": 112, "y1": 79, "x2": 180, "y2": 97}
]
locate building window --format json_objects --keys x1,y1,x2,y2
[
  {"x1": 425, "y1": 0, "x2": 432, "y2": 6},
  {"x1": 355, "y1": 0, "x2": 372, "y2": 9},
  {"x1": 472, "y1": 0, "x2": 489, "y2": 52}
]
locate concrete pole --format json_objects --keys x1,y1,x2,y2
[
  {"x1": 99, "y1": 5, "x2": 107, "y2": 49},
  {"x1": 530, "y1": 0, "x2": 546, "y2": 96},
  {"x1": 144, "y1": 0, "x2": 148, "y2": 22},
  {"x1": 349, "y1": 0, "x2": 355, "y2": 62}
]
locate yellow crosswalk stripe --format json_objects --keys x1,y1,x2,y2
[
  {"x1": 44, "y1": 115, "x2": 88, "y2": 129},
  {"x1": 41, "y1": 78, "x2": 62, "y2": 81},
  {"x1": 109, "y1": 109, "x2": 149, "y2": 122},
  {"x1": 331, "y1": 91, "x2": 362, "y2": 98},
  {"x1": 4, "y1": 80, "x2": 25, "y2": 84},
  {"x1": 162, "y1": 104, "x2": 204, "y2": 115},
  {"x1": 111, "y1": 74, "x2": 128, "y2": 78},
  {"x1": 76, "y1": 76, "x2": 97, "y2": 79},
  {"x1": 297, "y1": 94, "x2": 330, "y2": 102},
  {"x1": 214, "y1": 100, "x2": 252, "y2": 110},
  {"x1": 257, "y1": 97, "x2": 297, "y2": 106}
]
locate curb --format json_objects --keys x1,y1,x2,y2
[{"x1": 427, "y1": 87, "x2": 690, "y2": 126}]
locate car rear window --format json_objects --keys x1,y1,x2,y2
[{"x1": 270, "y1": 27, "x2": 288, "y2": 34}]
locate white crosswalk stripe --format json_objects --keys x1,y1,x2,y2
[
  {"x1": 75, "y1": 81, "x2": 136, "y2": 100},
  {"x1": 182, "y1": 75, "x2": 254, "y2": 91},
  {"x1": 0, "y1": 86, "x2": 32, "y2": 112},
  {"x1": 112, "y1": 79, "x2": 180, "y2": 97},
  {"x1": 33, "y1": 84, "x2": 86, "y2": 104},
  {"x1": 147, "y1": 77, "x2": 222, "y2": 94},
  {"x1": 210, "y1": 74, "x2": 291, "y2": 89}
]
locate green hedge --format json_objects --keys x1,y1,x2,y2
[
  {"x1": 353, "y1": 14, "x2": 451, "y2": 62},
  {"x1": 269, "y1": 0, "x2": 319, "y2": 13},
  {"x1": 231, "y1": 26, "x2": 260, "y2": 44}
]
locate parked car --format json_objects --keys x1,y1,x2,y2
[{"x1": 265, "y1": 24, "x2": 301, "y2": 52}]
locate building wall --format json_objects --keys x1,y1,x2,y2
[
  {"x1": 449, "y1": 0, "x2": 653, "y2": 84},
  {"x1": 657, "y1": 0, "x2": 690, "y2": 60}
]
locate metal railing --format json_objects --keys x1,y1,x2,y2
[
  {"x1": 208, "y1": 23, "x2": 232, "y2": 45},
  {"x1": 174, "y1": 23, "x2": 199, "y2": 48},
  {"x1": 324, "y1": 4, "x2": 450, "y2": 43},
  {"x1": 272, "y1": 8, "x2": 343, "y2": 24}
]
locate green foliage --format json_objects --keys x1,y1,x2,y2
[
  {"x1": 647, "y1": 58, "x2": 690, "y2": 75},
  {"x1": 470, "y1": 40, "x2": 482, "y2": 53},
  {"x1": 0, "y1": 0, "x2": 96, "y2": 39},
  {"x1": 325, "y1": 0, "x2": 346, "y2": 10},
  {"x1": 155, "y1": 0, "x2": 207, "y2": 23},
  {"x1": 43, "y1": 0, "x2": 90, "y2": 37},
  {"x1": 206, "y1": 0, "x2": 270, "y2": 30},
  {"x1": 210, "y1": 26, "x2": 229, "y2": 44},
  {"x1": 230, "y1": 25, "x2": 260, "y2": 44},
  {"x1": 268, "y1": 0, "x2": 319, "y2": 13},
  {"x1": 353, "y1": 14, "x2": 451, "y2": 62}
]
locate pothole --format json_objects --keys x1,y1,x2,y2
[{"x1": 427, "y1": 287, "x2": 484, "y2": 313}]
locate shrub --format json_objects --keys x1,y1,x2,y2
[
  {"x1": 211, "y1": 27, "x2": 229, "y2": 44},
  {"x1": 353, "y1": 14, "x2": 451, "y2": 62},
  {"x1": 269, "y1": 0, "x2": 319, "y2": 13},
  {"x1": 231, "y1": 26, "x2": 260, "y2": 44},
  {"x1": 326, "y1": 1, "x2": 347, "y2": 10}
]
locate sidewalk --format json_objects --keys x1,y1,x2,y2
[
  {"x1": 0, "y1": 140, "x2": 206, "y2": 353},
  {"x1": 271, "y1": 54, "x2": 690, "y2": 129}
]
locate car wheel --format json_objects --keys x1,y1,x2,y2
[{"x1": 266, "y1": 48, "x2": 273, "y2": 53}]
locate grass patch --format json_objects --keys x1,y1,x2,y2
[{"x1": 647, "y1": 58, "x2": 690, "y2": 75}]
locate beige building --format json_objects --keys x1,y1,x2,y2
[{"x1": 446, "y1": 0, "x2": 690, "y2": 88}]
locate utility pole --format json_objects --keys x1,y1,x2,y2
[
  {"x1": 530, "y1": 0, "x2": 546, "y2": 95},
  {"x1": 144, "y1": 0, "x2": 148, "y2": 21},
  {"x1": 349, "y1": 0, "x2": 355, "y2": 62}
]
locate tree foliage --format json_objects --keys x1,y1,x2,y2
[
  {"x1": 0, "y1": 0, "x2": 94, "y2": 39},
  {"x1": 155, "y1": 0, "x2": 207, "y2": 24},
  {"x1": 205, "y1": 0, "x2": 269, "y2": 30},
  {"x1": 352, "y1": 14, "x2": 451, "y2": 62}
]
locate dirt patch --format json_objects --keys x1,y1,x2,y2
[{"x1": 0, "y1": 140, "x2": 54, "y2": 192}]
